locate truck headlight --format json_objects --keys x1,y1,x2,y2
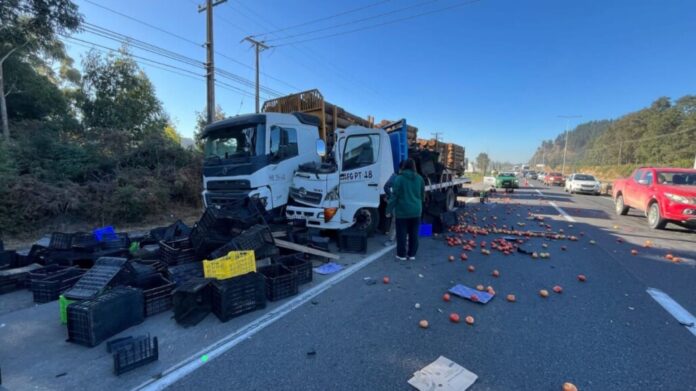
[
  {"x1": 325, "y1": 185, "x2": 339, "y2": 201},
  {"x1": 665, "y1": 193, "x2": 695, "y2": 205}
]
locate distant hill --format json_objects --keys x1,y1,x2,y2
[{"x1": 530, "y1": 96, "x2": 696, "y2": 169}]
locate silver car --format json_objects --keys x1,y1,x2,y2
[{"x1": 565, "y1": 173, "x2": 601, "y2": 195}]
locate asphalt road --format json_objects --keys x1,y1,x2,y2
[{"x1": 167, "y1": 183, "x2": 696, "y2": 391}]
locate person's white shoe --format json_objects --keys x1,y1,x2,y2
[
  {"x1": 408, "y1": 256, "x2": 416, "y2": 261},
  {"x1": 395, "y1": 256, "x2": 407, "y2": 261}
]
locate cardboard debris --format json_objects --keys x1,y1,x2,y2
[
  {"x1": 448, "y1": 284, "x2": 495, "y2": 304},
  {"x1": 408, "y1": 356, "x2": 478, "y2": 391}
]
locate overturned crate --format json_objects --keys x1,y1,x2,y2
[{"x1": 211, "y1": 272, "x2": 266, "y2": 322}]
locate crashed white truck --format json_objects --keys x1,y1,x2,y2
[{"x1": 285, "y1": 119, "x2": 468, "y2": 233}]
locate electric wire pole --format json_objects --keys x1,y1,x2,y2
[
  {"x1": 198, "y1": 0, "x2": 227, "y2": 124},
  {"x1": 242, "y1": 36, "x2": 269, "y2": 113},
  {"x1": 558, "y1": 115, "x2": 582, "y2": 176}
]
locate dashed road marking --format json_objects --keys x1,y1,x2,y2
[
  {"x1": 532, "y1": 188, "x2": 577, "y2": 222},
  {"x1": 646, "y1": 288, "x2": 696, "y2": 337}
]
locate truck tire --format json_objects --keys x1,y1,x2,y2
[
  {"x1": 615, "y1": 194, "x2": 629, "y2": 216},
  {"x1": 353, "y1": 208, "x2": 379, "y2": 235},
  {"x1": 647, "y1": 202, "x2": 667, "y2": 230},
  {"x1": 445, "y1": 188, "x2": 456, "y2": 211}
]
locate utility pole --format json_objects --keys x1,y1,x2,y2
[
  {"x1": 242, "y1": 36, "x2": 269, "y2": 113},
  {"x1": 618, "y1": 141, "x2": 623, "y2": 166},
  {"x1": 198, "y1": 0, "x2": 227, "y2": 125},
  {"x1": 558, "y1": 115, "x2": 582, "y2": 176}
]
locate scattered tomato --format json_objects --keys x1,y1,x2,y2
[
  {"x1": 448, "y1": 255, "x2": 455, "y2": 262},
  {"x1": 449, "y1": 313, "x2": 460, "y2": 323},
  {"x1": 562, "y1": 382, "x2": 578, "y2": 391},
  {"x1": 460, "y1": 253, "x2": 468, "y2": 261},
  {"x1": 443, "y1": 293, "x2": 451, "y2": 302},
  {"x1": 539, "y1": 289, "x2": 549, "y2": 298},
  {"x1": 468, "y1": 265, "x2": 475, "y2": 272},
  {"x1": 492, "y1": 269, "x2": 500, "y2": 277},
  {"x1": 631, "y1": 249, "x2": 638, "y2": 256},
  {"x1": 577, "y1": 274, "x2": 587, "y2": 282},
  {"x1": 553, "y1": 285, "x2": 563, "y2": 294},
  {"x1": 470, "y1": 294, "x2": 479, "y2": 302},
  {"x1": 465, "y1": 315, "x2": 475, "y2": 325},
  {"x1": 476, "y1": 284, "x2": 485, "y2": 291},
  {"x1": 506, "y1": 294, "x2": 516, "y2": 302},
  {"x1": 419, "y1": 319, "x2": 429, "y2": 329},
  {"x1": 383, "y1": 276, "x2": 390, "y2": 284}
]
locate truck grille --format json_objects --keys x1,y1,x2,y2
[
  {"x1": 206, "y1": 179, "x2": 251, "y2": 191},
  {"x1": 205, "y1": 191, "x2": 250, "y2": 207},
  {"x1": 290, "y1": 187, "x2": 322, "y2": 205}
]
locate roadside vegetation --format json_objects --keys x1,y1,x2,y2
[
  {"x1": 530, "y1": 97, "x2": 696, "y2": 179},
  {"x1": 0, "y1": 0, "x2": 202, "y2": 236}
]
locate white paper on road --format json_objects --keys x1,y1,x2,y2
[{"x1": 408, "y1": 356, "x2": 478, "y2": 391}]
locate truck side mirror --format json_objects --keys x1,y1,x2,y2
[{"x1": 316, "y1": 139, "x2": 326, "y2": 157}]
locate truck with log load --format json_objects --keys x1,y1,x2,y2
[{"x1": 200, "y1": 89, "x2": 467, "y2": 232}]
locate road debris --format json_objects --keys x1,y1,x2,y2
[
  {"x1": 408, "y1": 356, "x2": 477, "y2": 391},
  {"x1": 419, "y1": 320, "x2": 429, "y2": 329},
  {"x1": 449, "y1": 284, "x2": 495, "y2": 304}
]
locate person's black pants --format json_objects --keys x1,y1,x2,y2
[{"x1": 395, "y1": 217, "x2": 420, "y2": 258}]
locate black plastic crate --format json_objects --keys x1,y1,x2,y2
[
  {"x1": 49, "y1": 232, "x2": 73, "y2": 250},
  {"x1": 159, "y1": 238, "x2": 197, "y2": 265},
  {"x1": 211, "y1": 272, "x2": 266, "y2": 322},
  {"x1": 440, "y1": 211, "x2": 458, "y2": 228},
  {"x1": 338, "y1": 229, "x2": 368, "y2": 253},
  {"x1": 134, "y1": 274, "x2": 175, "y2": 317},
  {"x1": 32, "y1": 268, "x2": 86, "y2": 303},
  {"x1": 135, "y1": 259, "x2": 167, "y2": 274},
  {"x1": 0, "y1": 251, "x2": 15, "y2": 269},
  {"x1": 28, "y1": 264, "x2": 72, "y2": 288},
  {"x1": 63, "y1": 257, "x2": 131, "y2": 300},
  {"x1": 113, "y1": 335, "x2": 159, "y2": 375},
  {"x1": 67, "y1": 287, "x2": 145, "y2": 347},
  {"x1": 173, "y1": 277, "x2": 212, "y2": 327},
  {"x1": 27, "y1": 245, "x2": 49, "y2": 265},
  {"x1": 275, "y1": 254, "x2": 312, "y2": 285},
  {"x1": 0, "y1": 263, "x2": 41, "y2": 293},
  {"x1": 71, "y1": 232, "x2": 100, "y2": 251},
  {"x1": 189, "y1": 224, "x2": 229, "y2": 258},
  {"x1": 209, "y1": 224, "x2": 277, "y2": 260},
  {"x1": 167, "y1": 262, "x2": 203, "y2": 286},
  {"x1": 258, "y1": 264, "x2": 298, "y2": 302},
  {"x1": 100, "y1": 233, "x2": 131, "y2": 250}
]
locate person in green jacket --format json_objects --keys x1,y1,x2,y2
[{"x1": 387, "y1": 158, "x2": 425, "y2": 261}]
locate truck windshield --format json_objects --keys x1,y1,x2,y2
[
  {"x1": 204, "y1": 124, "x2": 265, "y2": 162},
  {"x1": 656, "y1": 171, "x2": 696, "y2": 185}
]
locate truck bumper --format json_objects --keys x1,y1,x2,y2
[
  {"x1": 286, "y1": 205, "x2": 352, "y2": 230},
  {"x1": 663, "y1": 205, "x2": 696, "y2": 225}
]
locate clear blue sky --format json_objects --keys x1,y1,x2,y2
[{"x1": 65, "y1": 0, "x2": 696, "y2": 163}]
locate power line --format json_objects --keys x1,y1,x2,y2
[
  {"x1": 81, "y1": 0, "x2": 299, "y2": 91},
  {"x1": 252, "y1": 0, "x2": 392, "y2": 38},
  {"x1": 266, "y1": 0, "x2": 438, "y2": 43},
  {"x1": 80, "y1": 22, "x2": 285, "y2": 96},
  {"x1": 273, "y1": 0, "x2": 483, "y2": 46},
  {"x1": 62, "y1": 36, "x2": 259, "y2": 99}
]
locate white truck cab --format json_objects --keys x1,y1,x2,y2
[
  {"x1": 201, "y1": 112, "x2": 322, "y2": 214},
  {"x1": 286, "y1": 125, "x2": 395, "y2": 231}
]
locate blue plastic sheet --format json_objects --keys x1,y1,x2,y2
[
  {"x1": 313, "y1": 262, "x2": 343, "y2": 275},
  {"x1": 448, "y1": 284, "x2": 494, "y2": 304}
]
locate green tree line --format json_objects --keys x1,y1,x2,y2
[
  {"x1": 0, "y1": 0, "x2": 203, "y2": 235},
  {"x1": 529, "y1": 97, "x2": 696, "y2": 169}
]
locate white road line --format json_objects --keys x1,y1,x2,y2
[
  {"x1": 646, "y1": 288, "x2": 696, "y2": 337},
  {"x1": 133, "y1": 244, "x2": 396, "y2": 391},
  {"x1": 532, "y1": 188, "x2": 577, "y2": 223}
]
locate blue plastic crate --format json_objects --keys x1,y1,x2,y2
[
  {"x1": 418, "y1": 224, "x2": 433, "y2": 237},
  {"x1": 93, "y1": 226, "x2": 118, "y2": 242}
]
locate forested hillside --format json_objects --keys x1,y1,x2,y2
[
  {"x1": 0, "y1": 0, "x2": 202, "y2": 235},
  {"x1": 530, "y1": 97, "x2": 696, "y2": 169}
]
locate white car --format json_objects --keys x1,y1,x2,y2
[{"x1": 565, "y1": 173, "x2": 601, "y2": 195}]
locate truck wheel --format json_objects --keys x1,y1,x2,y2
[
  {"x1": 615, "y1": 194, "x2": 629, "y2": 215},
  {"x1": 445, "y1": 188, "x2": 456, "y2": 211},
  {"x1": 647, "y1": 202, "x2": 667, "y2": 230},
  {"x1": 354, "y1": 208, "x2": 379, "y2": 235}
]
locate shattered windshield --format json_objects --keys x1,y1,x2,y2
[
  {"x1": 204, "y1": 124, "x2": 265, "y2": 163},
  {"x1": 656, "y1": 171, "x2": 696, "y2": 185}
]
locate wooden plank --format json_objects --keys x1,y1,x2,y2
[
  {"x1": 274, "y1": 239, "x2": 340, "y2": 260},
  {"x1": 271, "y1": 231, "x2": 288, "y2": 238}
]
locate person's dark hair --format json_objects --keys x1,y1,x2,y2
[
  {"x1": 404, "y1": 158, "x2": 417, "y2": 172},
  {"x1": 399, "y1": 160, "x2": 409, "y2": 171}
]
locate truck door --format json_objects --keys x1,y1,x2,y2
[
  {"x1": 636, "y1": 169, "x2": 655, "y2": 209},
  {"x1": 267, "y1": 125, "x2": 300, "y2": 209},
  {"x1": 339, "y1": 133, "x2": 382, "y2": 220}
]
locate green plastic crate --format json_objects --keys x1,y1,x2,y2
[{"x1": 59, "y1": 295, "x2": 75, "y2": 324}]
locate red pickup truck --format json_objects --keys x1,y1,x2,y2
[{"x1": 613, "y1": 167, "x2": 696, "y2": 230}]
